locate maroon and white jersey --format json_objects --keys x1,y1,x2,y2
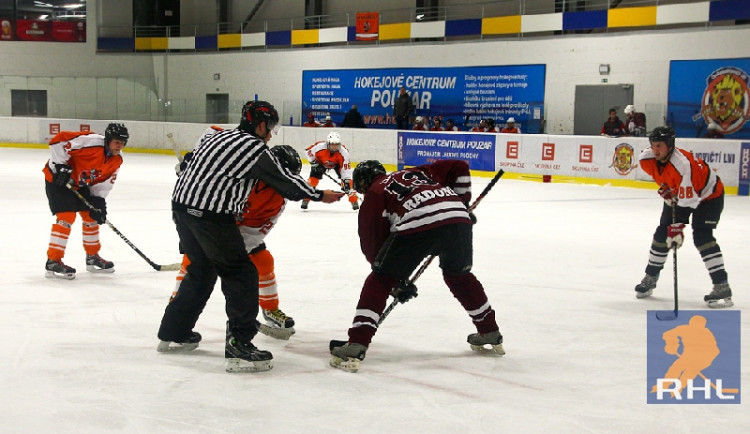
[{"x1": 358, "y1": 160, "x2": 473, "y2": 264}]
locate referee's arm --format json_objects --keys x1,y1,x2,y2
[{"x1": 250, "y1": 151, "x2": 324, "y2": 201}]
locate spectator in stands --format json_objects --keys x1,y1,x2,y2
[
  {"x1": 444, "y1": 119, "x2": 459, "y2": 131},
  {"x1": 485, "y1": 119, "x2": 499, "y2": 133},
  {"x1": 703, "y1": 122, "x2": 725, "y2": 138},
  {"x1": 624, "y1": 105, "x2": 647, "y2": 136},
  {"x1": 321, "y1": 115, "x2": 336, "y2": 128},
  {"x1": 470, "y1": 119, "x2": 487, "y2": 132},
  {"x1": 341, "y1": 105, "x2": 366, "y2": 128},
  {"x1": 430, "y1": 117, "x2": 444, "y2": 131},
  {"x1": 500, "y1": 117, "x2": 521, "y2": 133},
  {"x1": 393, "y1": 87, "x2": 414, "y2": 130},
  {"x1": 412, "y1": 116, "x2": 428, "y2": 131},
  {"x1": 601, "y1": 109, "x2": 627, "y2": 137},
  {"x1": 303, "y1": 113, "x2": 319, "y2": 128}
]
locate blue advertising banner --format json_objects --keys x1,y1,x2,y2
[
  {"x1": 302, "y1": 65, "x2": 546, "y2": 132},
  {"x1": 668, "y1": 58, "x2": 750, "y2": 139},
  {"x1": 740, "y1": 142, "x2": 750, "y2": 196},
  {"x1": 397, "y1": 131, "x2": 496, "y2": 171}
]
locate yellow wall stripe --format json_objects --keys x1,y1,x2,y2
[
  {"x1": 482, "y1": 16, "x2": 522, "y2": 34},
  {"x1": 291, "y1": 29, "x2": 319, "y2": 45},
  {"x1": 609, "y1": 6, "x2": 657, "y2": 28},
  {"x1": 218, "y1": 34, "x2": 242, "y2": 49},
  {"x1": 379, "y1": 23, "x2": 411, "y2": 40}
]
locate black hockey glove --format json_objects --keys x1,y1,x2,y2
[
  {"x1": 341, "y1": 179, "x2": 351, "y2": 193},
  {"x1": 87, "y1": 196, "x2": 107, "y2": 224},
  {"x1": 175, "y1": 151, "x2": 194, "y2": 176},
  {"x1": 53, "y1": 163, "x2": 73, "y2": 187},
  {"x1": 310, "y1": 162, "x2": 327, "y2": 178},
  {"x1": 468, "y1": 212, "x2": 477, "y2": 224},
  {"x1": 391, "y1": 281, "x2": 418, "y2": 304}
]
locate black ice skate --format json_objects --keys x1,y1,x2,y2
[
  {"x1": 329, "y1": 341, "x2": 367, "y2": 373},
  {"x1": 86, "y1": 254, "x2": 115, "y2": 273},
  {"x1": 259, "y1": 308, "x2": 295, "y2": 340},
  {"x1": 45, "y1": 259, "x2": 76, "y2": 280},
  {"x1": 156, "y1": 332, "x2": 202, "y2": 352},
  {"x1": 704, "y1": 283, "x2": 733, "y2": 308},
  {"x1": 467, "y1": 330, "x2": 505, "y2": 355},
  {"x1": 351, "y1": 201, "x2": 359, "y2": 210},
  {"x1": 634, "y1": 274, "x2": 658, "y2": 299},
  {"x1": 301, "y1": 199, "x2": 309, "y2": 210},
  {"x1": 225, "y1": 333, "x2": 273, "y2": 373}
]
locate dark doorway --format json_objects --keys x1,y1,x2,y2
[
  {"x1": 206, "y1": 94, "x2": 229, "y2": 124},
  {"x1": 574, "y1": 84, "x2": 633, "y2": 135},
  {"x1": 11, "y1": 89, "x2": 47, "y2": 117}
]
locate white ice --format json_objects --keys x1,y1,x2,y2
[{"x1": 0, "y1": 147, "x2": 747, "y2": 433}]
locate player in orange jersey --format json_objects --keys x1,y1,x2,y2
[
  {"x1": 302, "y1": 131, "x2": 359, "y2": 210},
  {"x1": 635, "y1": 126, "x2": 733, "y2": 308},
  {"x1": 42, "y1": 123, "x2": 129, "y2": 279}
]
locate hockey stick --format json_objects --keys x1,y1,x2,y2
[
  {"x1": 377, "y1": 169, "x2": 506, "y2": 326},
  {"x1": 166, "y1": 133, "x2": 184, "y2": 163},
  {"x1": 656, "y1": 202, "x2": 679, "y2": 321},
  {"x1": 66, "y1": 184, "x2": 181, "y2": 272}
]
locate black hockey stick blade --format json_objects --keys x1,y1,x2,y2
[
  {"x1": 655, "y1": 310, "x2": 678, "y2": 321},
  {"x1": 329, "y1": 339, "x2": 348, "y2": 351}
]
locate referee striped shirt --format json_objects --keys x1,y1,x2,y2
[{"x1": 173, "y1": 128, "x2": 321, "y2": 219}]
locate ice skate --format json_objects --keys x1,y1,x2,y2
[
  {"x1": 351, "y1": 201, "x2": 359, "y2": 210},
  {"x1": 329, "y1": 341, "x2": 367, "y2": 373},
  {"x1": 259, "y1": 308, "x2": 296, "y2": 340},
  {"x1": 45, "y1": 259, "x2": 76, "y2": 280},
  {"x1": 301, "y1": 199, "x2": 309, "y2": 210},
  {"x1": 467, "y1": 330, "x2": 505, "y2": 356},
  {"x1": 86, "y1": 254, "x2": 115, "y2": 273},
  {"x1": 704, "y1": 283, "x2": 734, "y2": 308},
  {"x1": 225, "y1": 333, "x2": 273, "y2": 373},
  {"x1": 156, "y1": 332, "x2": 202, "y2": 352},
  {"x1": 634, "y1": 274, "x2": 658, "y2": 299}
]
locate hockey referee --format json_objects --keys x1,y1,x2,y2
[{"x1": 157, "y1": 100, "x2": 343, "y2": 373}]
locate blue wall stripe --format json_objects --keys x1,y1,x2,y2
[
  {"x1": 709, "y1": 0, "x2": 750, "y2": 21},
  {"x1": 266, "y1": 30, "x2": 291, "y2": 46},
  {"x1": 195, "y1": 35, "x2": 217, "y2": 50},
  {"x1": 562, "y1": 10, "x2": 607, "y2": 31},
  {"x1": 97, "y1": 37, "x2": 134, "y2": 51},
  {"x1": 445, "y1": 18, "x2": 482, "y2": 37}
]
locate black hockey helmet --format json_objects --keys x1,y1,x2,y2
[
  {"x1": 485, "y1": 118, "x2": 495, "y2": 129},
  {"x1": 270, "y1": 145, "x2": 302, "y2": 175},
  {"x1": 649, "y1": 126, "x2": 676, "y2": 149},
  {"x1": 240, "y1": 100, "x2": 279, "y2": 135},
  {"x1": 352, "y1": 160, "x2": 386, "y2": 194},
  {"x1": 105, "y1": 123, "x2": 129, "y2": 145}
]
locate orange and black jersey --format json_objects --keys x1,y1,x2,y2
[
  {"x1": 305, "y1": 141, "x2": 353, "y2": 180},
  {"x1": 639, "y1": 147, "x2": 723, "y2": 208},
  {"x1": 42, "y1": 131, "x2": 122, "y2": 199},
  {"x1": 238, "y1": 181, "x2": 286, "y2": 228}
]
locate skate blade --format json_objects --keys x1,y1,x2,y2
[
  {"x1": 706, "y1": 297, "x2": 734, "y2": 308},
  {"x1": 156, "y1": 340, "x2": 200, "y2": 352},
  {"x1": 86, "y1": 265, "x2": 115, "y2": 273},
  {"x1": 329, "y1": 355, "x2": 360, "y2": 373},
  {"x1": 45, "y1": 270, "x2": 75, "y2": 280},
  {"x1": 635, "y1": 290, "x2": 653, "y2": 299},
  {"x1": 225, "y1": 358, "x2": 273, "y2": 373},
  {"x1": 258, "y1": 323, "x2": 295, "y2": 340},
  {"x1": 470, "y1": 343, "x2": 506, "y2": 356}
]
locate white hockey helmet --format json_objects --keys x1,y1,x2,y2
[
  {"x1": 507, "y1": 117, "x2": 515, "y2": 123},
  {"x1": 415, "y1": 116, "x2": 423, "y2": 123},
  {"x1": 624, "y1": 104, "x2": 634, "y2": 115},
  {"x1": 326, "y1": 131, "x2": 342, "y2": 152}
]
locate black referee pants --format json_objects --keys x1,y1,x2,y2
[{"x1": 158, "y1": 211, "x2": 259, "y2": 343}]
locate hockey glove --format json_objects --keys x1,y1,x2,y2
[
  {"x1": 391, "y1": 281, "x2": 418, "y2": 304},
  {"x1": 175, "y1": 151, "x2": 194, "y2": 176},
  {"x1": 87, "y1": 196, "x2": 108, "y2": 224},
  {"x1": 658, "y1": 184, "x2": 677, "y2": 206},
  {"x1": 341, "y1": 179, "x2": 352, "y2": 194},
  {"x1": 666, "y1": 223, "x2": 685, "y2": 250},
  {"x1": 53, "y1": 164, "x2": 73, "y2": 187},
  {"x1": 310, "y1": 162, "x2": 326, "y2": 178},
  {"x1": 468, "y1": 212, "x2": 477, "y2": 225}
]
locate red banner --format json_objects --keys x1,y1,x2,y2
[
  {"x1": 52, "y1": 21, "x2": 86, "y2": 42},
  {"x1": 356, "y1": 12, "x2": 379, "y2": 41},
  {"x1": 16, "y1": 19, "x2": 51, "y2": 41}
]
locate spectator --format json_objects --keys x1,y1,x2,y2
[
  {"x1": 485, "y1": 119, "x2": 499, "y2": 133},
  {"x1": 321, "y1": 115, "x2": 336, "y2": 128},
  {"x1": 703, "y1": 123, "x2": 724, "y2": 138},
  {"x1": 500, "y1": 117, "x2": 521, "y2": 134},
  {"x1": 393, "y1": 87, "x2": 414, "y2": 130},
  {"x1": 624, "y1": 105, "x2": 647, "y2": 136},
  {"x1": 303, "y1": 113, "x2": 319, "y2": 128},
  {"x1": 429, "y1": 117, "x2": 444, "y2": 131},
  {"x1": 412, "y1": 116, "x2": 428, "y2": 131},
  {"x1": 470, "y1": 119, "x2": 487, "y2": 132},
  {"x1": 444, "y1": 119, "x2": 459, "y2": 131},
  {"x1": 341, "y1": 105, "x2": 367, "y2": 128},
  {"x1": 601, "y1": 109, "x2": 627, "y2": 137}
]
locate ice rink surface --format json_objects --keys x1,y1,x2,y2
[{"x1": 0, "y1": 147, "x2": 747, "y2": 433}]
